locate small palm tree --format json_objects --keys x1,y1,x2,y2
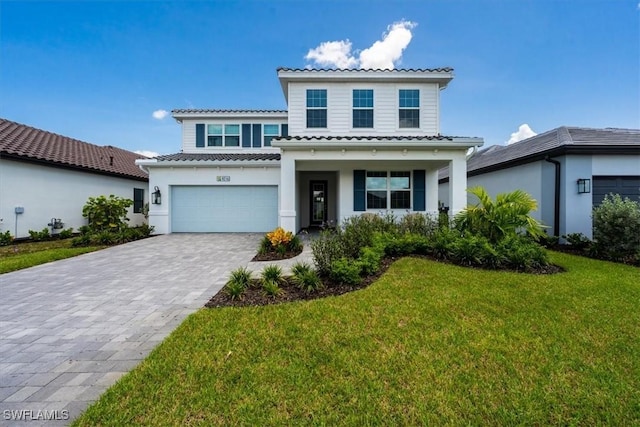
[{"x1": 455, "y1": 187, "x2": 547, "y2": 242}]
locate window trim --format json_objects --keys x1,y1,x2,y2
[
  {"x1": 398, "y1": 89, "x2": 420, "y2": 129},
  {"x1": 365, "y1": 171, "x2": 411, "y2": 210},
  {"x1": 205, "y1": 123, "x2": 284, "y2": 148},
  {"x1": 306, "y1": 89, "x2": 327, "y2": 128},
  {"x1": 263, "y1": 124, "x2": 280, "y2": 147}
]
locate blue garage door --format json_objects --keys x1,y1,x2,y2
[{"x1": 171, "y1": 186, "x2": 278, "y2": 232}]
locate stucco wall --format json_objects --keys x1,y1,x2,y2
[{"x1": 0, "y1": 159, "x2": 148, "y2": 238}]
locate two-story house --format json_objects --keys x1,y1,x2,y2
[{"x1": 136, "y1": 67, "x2": 484, "y2": 234}]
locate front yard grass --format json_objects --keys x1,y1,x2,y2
[
  {"x1": 75, "y1": 252, "x2": 639, "y2": 425},
  {"x1": 0, "y1": 240, "x2": 104, "y2": 274}
]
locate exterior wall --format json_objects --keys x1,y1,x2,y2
[
  {"x1": 145, "y1": 164, "x2": 280, "y2": 234},
  {"x1": 180, "y1": 118, "x2": 287, "y2": 153},
  {"x1": 287, "y1": 82, "x2": 439, "y2": 136},
  {"x1": 0, "y1": 159, "x2": 147, "y2": 238}
]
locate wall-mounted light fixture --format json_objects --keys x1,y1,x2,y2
[
  {"x1": 152, "y1": 186, "x2": 162, "y2": 204},
  {"x1": 577, "y1": 178, "x2": 591, "y2": 194}
]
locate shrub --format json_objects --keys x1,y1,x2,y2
[
  {"x1": 592, "y1": 194, "x2": 640, "y2": 262},
  {"x1": 290, "y1": 262, "x2": 313, "y2": 277},
  {"x1": 71, "y1": 234, "x2": 92, "y2": 247},
  {"x1": 287, "y1": 235, "x2": 303, "y2": 252},
  {"x1": 455, "y1": 186, "x2": 547, "y2": 242},
  {"x1": 228, "y1": 267, "x2": 252, "y2": 288},
  {"x1": 359, "y1": 245, "x2": 384, "y2": 276},
  {"x1": 262, "y1": 280, "x2": 283, "y2": 298},
  {"x1": 28, "y1": 228, "x2": 50, "y2": 241},
  {"x1": 82, "y1": 195, "x2": 133, "y2": 232},
  {"x1": 329, "y1": 257, "x2": 362, "y2": 285},
  {"x1": 57, "y1": 228, "x2": 74, "y2": 239},
  {"x1": 261, "y1": 264, "x2": 285, "y2": 285},
  {"x1": 563, "y1": 232, "x2": 591, "y2": 250},
  {"x1": 451, "y1": 233, "x2": 490, "y2": 266},
  {"x1": 382, "y1": 233, "x2": 431, "y2": 257},
  {"x1": 292, "y1": 269, "x2": 323, "y2": 293},
  {"x1": 93, "y1": 230, "x2": 115, "y2": 245},
  {"x1": 430, "y1": 228, "x2": 456, "y2": 260},
  {"x1": 257, "y1": 236, "x2": 271, "y2": 255},
  {"x1": 135, "y1": 223, "x2": 155, "y2": 237},
  {"x1": 340, "y1": 214, "x2": 397, "y2": 259},
  {"x1": 498, "y1": 235, "x2": 549, "y2": 271},
  {"x1": 78, "y1": 225, "x2": 91, "y2": 235},
  {"x1": 0, "y1": 230, "x2": 13, "y2": 246},
  {"x1": 398, "y1": 213, "x2": 439, "y2": 236},
  {"x1": 311, "y1": 230, "x2": 347, "y2": 277},
  {"x1": 535, "y1": 234, "x2": 559, "y2": 248},
  {"x1": 225, "y1": 280, "x2": 246, "y2": 300}
]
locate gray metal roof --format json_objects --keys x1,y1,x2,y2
[
  {"x1": 156, "y1": 153, "x2": 281, "y2": 162},
  {"x1": 439, "y1": 126, "x2": 640, "y2": 180}
]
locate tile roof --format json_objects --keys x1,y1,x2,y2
[
  {"x1": 171, "y1": 109, "x2": 288, "y2": 114},
  {"x1": 277, "y1": 67, "x2": 454, "y2": 73},
  {"x1": 0, "y1": 118, "x2": 148, "y2": 181},
  {"x1": 439, "y1": 126, "x2": 640, "y2": 180},
  {"x1": 156, "y1": 153, "x2": 281, "y2": 162},
  {"x1": 274, "y1": 135, "x2": 460, "y2": 142}
]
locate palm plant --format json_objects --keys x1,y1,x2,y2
[{"x1": 454, "y1": 186, "x2": 547, "y2": 243}]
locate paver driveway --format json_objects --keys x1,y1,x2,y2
[{"x1": 0, "y1": 233, "x2": 261, "y2": 426}]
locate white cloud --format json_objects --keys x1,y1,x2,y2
[
  {"x1": 304, "y1": 19, "x2": 417, "y2": 70},
  {"x1": 152, "y1": 109, "x2": 169, "y2": 120},
  {"x1": 305, "y1": 40, "x2": 358, "y2": 69},
  {"x1": 507, "y1": 124, "x2": 537, "y2": 145},
  {"x1": 359, "y1": 20, "x2": 417, "y2": 69},
  {"x1": 134, "y1": 150, "x2": 160, "y2": 158}
]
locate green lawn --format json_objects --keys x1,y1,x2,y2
[
  {"x1": 0, "y1": 240, "x2": 104, "y2": 274},
  {"x1": 75, "y1": 252, "x2": 639, "y2": 426}
]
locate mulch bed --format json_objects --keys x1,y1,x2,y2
[
  {"x1": 251, "y1": 247, "x2": 303, "y2": 262},
  {"x1": 205, "y1": 256, "x2": 563, "y2": 308},
  {"x1": 550, "y1": 244, "x2": 639, "y2": 267}
]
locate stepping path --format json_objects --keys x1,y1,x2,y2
[{"x1": 0, "y1": 233, "x2": 261, "y2": 426}]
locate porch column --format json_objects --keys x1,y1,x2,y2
[
  {"x1": 425, "y1": 168, "x2": 439, "y2": 218},
  {"x1": 449, "y1": 155, "x2": 468, "y2": 216},
  {"x1": 279, "y1": 153, "x2": 297, "y2": 232}
]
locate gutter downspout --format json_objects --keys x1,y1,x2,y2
[{"x1": 545, "y1": 156, "x2": 561, "y2": 237}]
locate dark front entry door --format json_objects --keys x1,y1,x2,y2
[{"x1": 310, "y1": 181, "x2": 328, "y2": 226}]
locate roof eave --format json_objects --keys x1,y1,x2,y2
[
  {"x1": 272, "y1": 138, "x2": 483, "y2": 150},
  {"x1": 149, "y1": 159, "x2": 281, "y2": 167}
]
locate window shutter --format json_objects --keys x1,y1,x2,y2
[
  {"x1": 242, "y1": 124, "x2": 251, "y2": 147},
  {"x1": 195, "y1": 124, "x2": 205, "y2": 147},
  {"x1": 252, "y1": 124, "x2": 261, "y2": 147},
  {"x1": 281, "y1": 124, "x2": 288, "y2": 137},
  {"x1": 413, "y1": 170, "x2": 425, "y2": 211},
  {"x1": 354, "y1": 170, "x2": 366, "y2": 211}
]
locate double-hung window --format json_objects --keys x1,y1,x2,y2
[
  {"x1": 306, "y1": 89, "x2": 327, "y2": 128},
  {"x1": 263, "y1": 124, "x2": 279, "y2": 147},
  {"x1": 207, "y1": 124, "x2": 240, "y2": 147},
  {"x1": 366, "y1": 171, "x2": 411, "y2": 209},
  {"x1": 353, "y1": 89, "x2": 373, "y2": 128},
  {"x1": 399, "y1": 89, "x2": 420, "y2": 128}
]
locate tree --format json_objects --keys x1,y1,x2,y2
[
  {"x1": 82, "y1": 195, "x2": 133, "y2": 232},
  {"x1": 454, "y1": 187, "x2": 547, "y2": 242}
]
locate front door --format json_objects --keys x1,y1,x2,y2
[{"x1": 310, "y1": 181, "x2": 328, "y2": 226}]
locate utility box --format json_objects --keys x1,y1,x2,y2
[{"x1": 14, "y1": 206, "x2": 24, "y2": 214}]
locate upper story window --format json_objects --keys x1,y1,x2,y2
[
  {"x1": 353, "y1": 89, "x2": 373, "y2": 128},
  {"x1": 366, "y1": 171, "x2": 411, "y2": 210},
  {"x1": 263, "y1": 124, "x2": 280, "y2": 147},
  {"x1": 207, "y1": 124, "x2": 240, "y2": 147},
  {"x1": 306, "y1": 89, "x2": 327, "y2": 128},
  {"x1": 399, "y1": 89, "x2": 420, "y2": 128}
]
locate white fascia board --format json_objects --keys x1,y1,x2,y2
[
  {"x1": 142, "y1": 160, "x2": 281, "y2": 168},
  {"x1": 272, "y1": 138, "x2": 484, "y2": 150},
  {"x1": 172, "y1": 111, "x2": 288, "y2": 123}
]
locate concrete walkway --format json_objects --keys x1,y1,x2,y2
[{"x1": 0, "y1": 234, "x2": 262, "y2": 426}]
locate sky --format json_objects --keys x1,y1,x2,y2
[{"x1": 1, "y1": 0, "x2": 639, "y2": 157}]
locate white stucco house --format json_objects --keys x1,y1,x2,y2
[
  {"x1": 439, "y1": 126, "x2": 640, "y2": 238},
  {"x1": 137, "y1": 67, "x2": 484, "y2": 234},
  {"x1": 0, "y1": 118, "x2": 149, "y2": 238}
]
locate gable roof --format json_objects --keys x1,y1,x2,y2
[
  {"x1": 0, "y1": 118, "x2": 148, "y2": 181},
  {"x1": 439, "y1": 126, "x2": 640, "y2": 181}
]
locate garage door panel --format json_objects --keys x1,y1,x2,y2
[
  {"x1": 593, "y1": 176, "x2": 640, "y2": 206},
  {"x1": 171, "y1": 186, "x2": 278, "y2": 232}
]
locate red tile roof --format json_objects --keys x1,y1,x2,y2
[{"x1": 0, "y1": 118, "x2": 148, "y2": 181}]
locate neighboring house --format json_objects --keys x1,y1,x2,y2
[
  {"x1": 0, "y1": 118, "x2": 149, "y2": 238},
  {"x1": 439, "y1": 127, "x2": 640, "y2": 238},
  {"x1": 137, "y1": 67, "x2": 484, "y2": 234}
]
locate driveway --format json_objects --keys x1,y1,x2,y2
[{"x1": 0, "y1": 233, "x2": 261, "y2": 426}]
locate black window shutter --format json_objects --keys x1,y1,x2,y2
[
  {"x1": 281, "y1": 124, "x2": 288, "y2": 137},
  {"x1": 413, "y1": 170, "x2": 426, "y2": 211},
  {"x1": 242, "y1": 124, "x2": 251, "y2": 147},
  {"x1": 354, "y1": 170, "x2": 366, "y2": 211},
  {"x1": 195, "y1": 124, "x2": 205, "y2": 147},
  {"x1": 252, "y1": 124, "x2": 261, "y2": 147}
]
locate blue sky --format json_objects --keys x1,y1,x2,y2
[{"x1": 1, "y1": 0, "x2": 639, "y2": 156}]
